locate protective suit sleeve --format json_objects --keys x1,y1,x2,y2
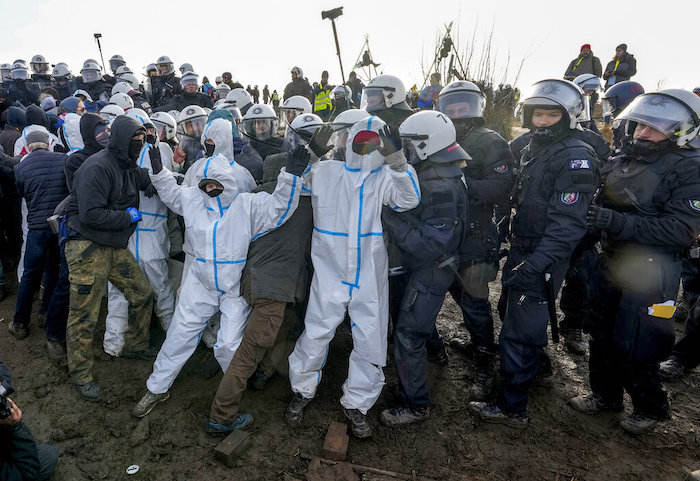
[
  {"x1": 527, "y1": 157, "x2": 598, "y2": 272},
  {"x1": 149, "y1": 167, "x2": 185, "y2": 215},
  {"x1": 382, "y1": 163, "x2": 421, "y2": 212},
  {"x1": 247, "y1": 169, "x2": 300, "y2": 238}
]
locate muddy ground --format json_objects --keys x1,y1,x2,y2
[{"x1": 1, "y1": 265, "x2": 699, "y2": 481}]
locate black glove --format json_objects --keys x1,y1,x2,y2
[
  {"x1": 502, "y1": 260, "x2": 542, "y2": 292},
  {"x1": 286, "y1": 145, "x2": 311, "y2": 177},
  {"x1": 175, "y1": 174, "x2": 185, "y2": 185},
  {"x1": 378, "y1": 125, "x2": 402, "y2": 156},
  {"x1": 143, "y1": 183, "x2": 157, "y2": 198},
  {"x1": 587, "y1": 205, "x2": 625, "y2": 233},
  {"x1": 309, "y1": 125, "x2": 333, "y2": 157},
  {"x1": 149, "y1": 145, "x2": 163, "y2": 174}
]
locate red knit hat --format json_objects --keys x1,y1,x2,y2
[{"x1": 580, "y1": 44, "x2": 591, "y2": 52}]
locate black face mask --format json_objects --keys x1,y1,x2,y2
[
  {"x1": 146, "y1": 134, "x2": 157, "y2": 145},
  {"x1": 206, "y1": 188, "x2": 223, "y2": 197},
  {"x1": 204, "y1": 143, "x2": 216, "y2": 158},
  {"x1": 129, "y1": 138, "x2": 145, "y2": 161},
  {"x1": 624, "y1": 138, "x2": 675, "y2": 158},
  {"x1": 96, "y1": 131, "x2": 111, "y2": 147}
]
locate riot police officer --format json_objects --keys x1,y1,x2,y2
[
  {"x1": 380, "y1": 110, "x2": 469, "y2": 426},
  {"x1": 7, "y1": 61, "x2": 39, "y2": 107},
  {"x1": 434, "y1": 80, "x2": 515, "y2": 399},
  {"x1": 569, "y1": 89, "x2": 700, "y2": 435},
  {"x1": 470, "y1": 79, "x2": 599, "y2": 427},
  {"x1": 150, "y1": 55, "x2": 182, "y2": 109},
  {"x1": 29, "y1": 54, "x2": 53, "y2": 90},
  {"x1": 360, "y1": 75, "x2": 414, "y2": 128}
]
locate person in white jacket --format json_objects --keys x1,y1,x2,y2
[
  {"x1": 132, "y1": 139, "x2": 307, "y2": 420},
  {"x1": 286, "y1": 116, "x2": 421, "y2": 438}
]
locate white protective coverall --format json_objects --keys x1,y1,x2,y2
[
  {"x1": 60, "y1": 113, "x2": 85, "y2": 153},
  {"x1": 103, "y1": 138, "x2": 176, "y2": 356},
  {"x1": 145, "y1": 153, "x2": 301, "y2": 394},
  {"x1": 288, "y1": 116, "x2": 422, "y2": 414}
]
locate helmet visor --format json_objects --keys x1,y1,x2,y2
[
  {"x1": 82, "y1": 69, "x2": 100, "y2": 83},
  {"x1": 177, "y1": 117, "x2": 206, "y2": 139},
  {"x1": 223, "y1": 104, "x2": 243, "y2": 124},
  {"x1": 601, "y1": 98, "x2": 616, "y2": 118},
  {"x1": 435, "y1": 91, "x2": 486, "y2": 119},
  {"x1": 12, "y1": 69, "x2": 29, "y2": 80},
  {"x1": 243, "y1": 118, "x2": 276, "y2": 140},
  {"x1": 616, "y1": 94, "x2": 698, "y2": 141},
  {"x1": 31, "y1": 63, "x2": 49, "y2": 74},
  {"x1": 522, "y1": 80, "x2": 584, "y2": 125},
  {"x1": 281, "y1": 108, "x2": 302, "y2": 126},
  {"x1": 109, "y1": 59, "x2": 124, "y2": 72},
  {"x1": 360, "y1": 87, "x2": 386, "y2": 112}
]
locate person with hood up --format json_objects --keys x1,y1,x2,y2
[
  {"x1": 208, "y1": 109, "x2": 263, "y2": 182},
  {"x1": 0, "y1": 106, "x2": 25, "y2": 156},
  {"x1": 64, "y1": 116, "x2": 155, "y2": 401},
  {"x1": 132, "y1": 134, "x2": 306, "y2": 419},
  {"x1": 103, "y1": 109, "x2": 175, "y2": 358},
  {"x1": 58, "y1": 113, "x2": 84, "y2": 154},
  {"x1": 64, "y1": 113, "x2": 111, "y2": 191},
  {"x1": 604, "y1": 44, "x2": 637, "y2": 88},
  {"x1": 564, "y1": 44, "x2": 602, "y2": 80},
  {"x1": 285, "y1": 116, "x2": 421, "y2": 438}
]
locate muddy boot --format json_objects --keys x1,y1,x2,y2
[
  {"x1": 468, "y1": 402, "x2": 528, "y2": 428},
  {"x1": 207, "y1": 413, "x2": 254, "y2": 435},
  {"x1": 380, "y1": 405, "x2": 430, "y2": 426},
  {"x1": 46, "y1": 340, "x2": 67, "y2": 363},
  {"x1": 76, "y1": 381, "x2": 103, "y2": 402},
  {"x1": 133, "y1": 390, "x2": 170, "y2": 418},
  {"x1": 8, "y1": 322, "x2": 29, "y2": 340},
  {"x1": 285, "y1": 392, "x2": 311, "y2": 426},
  {"x1": 659, "y1": 358, "x2": 688, "y2": 381},
  {"x1": 470, "y1": 348, "x2": 495, "y2": 401},
  {"x1": 619, "y1": 411, "x2": 664, "y2": 435},
  {"x1": 343, "y1": 408, "x2": 372, "y2": 438},
  {"x1": 561, "y1": 327, "x2": 587, "y2": 355},
  {"x1": 568, "y1": 393, "x2": 623, "y2": 414},
  {"x1": 449, "y1": 337, "x2": 475, "y2": 358}
]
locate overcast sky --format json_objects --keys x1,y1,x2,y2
[{"x1": 1, "y1": 0, "x2": 697, "y2": 97}]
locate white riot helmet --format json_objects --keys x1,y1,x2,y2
[
  {"x1": 109, "y1": 92, "x2": 134, "y2": 111},
  {"x1": 399, "y1": 110, "x2": 471, "y2": 164},
  {"x1": 119, "y1": 73, "x2": 140, "y2": 91},
  {"x1": 281, "y1": 95, "x2": 312, "y2": 125},
  {"x1": 73, "y1": 89, "x2": 93, "y2": 102},
  {"x1": 109, "y1": 55, "x2": 126, "y2": 74},
  {"x1": 225, "y1": 88, "x2": 253, "y2": 114},
  {"x1": 151, "y1": 111, "x2": 178, "y2": 143},
  {"x1": 168, "y1": 110, "x2": 180, "y2": 122},
  {"x1": 179, "y1": 63, "x2": 193, "y2": 75},
  {"x1": 81, "y1": 62, "x2": 103, "y2": 83},
  {"x1": 115, "y1": 65, "x2": 133, "y2": 77},
  {"x1": 156, "y1": 55, "x2": 174, "y2": 76},
  {"x1": 291, "y1": 66, "x2": 303, "y2": 78},
  {"x1": 284, "y1": 113, "x2": 324, "y2": 151},
  {"x1": 616, "y1": 89, "x2": 700, "y2": 148},
  {"x1": 181, "y1": 71, "x2": 199, "y2": 91},
  {"x1": 82, "y1": 58, "x2": 99, "y2": 68},
  {"x1": 99, "y1": 104, "x2": 124, "y2": 125},
  {"x1": 30, "y1": 54, "x2": 49, "y2": 75},
  {"x1": 1, "y1": 63, "x2": 12, "y2": 81},
  {"x1": 329, "y1": 109, "x2": 370, "y2": 154},
  {"x1": 219, "y1": 103, "x2": 243, "y2": 124},
  {"x1": 331, "y1": 85, "x2": 352, "y2": 100},
  {"x1": 361, "y1": 75, "x2": 408, "y2": 113},
  {"x1": 51, "y1": 64, "x2": 72, "y2": 79},
  {"x1": 517, "y1": 78, "x2": 589, "y2": 130},
  {"x1": 11, "y1": 61, "x2": 30, "y2": 81},
  {"x1": 434, "y1": 80, "x2": 487, "y2": 120},
  {"x1": 177, "y1": 105, "x2": 208, "y2": 139},
  {"x1": 214, "y1": 83, "x2": 231, "y2": 101},
  {"x1": 125, "y1": 108, "x2": 151, "y2": 126},
  {"x1": 242, "y1": 104, "x2": 278, "y2": 140},
  {"x1": 111, "y1": 81, "x2": 134, "y2": 97},
  {"x1": 573, "y1": 73, "x2": 602, "y2": 93}
]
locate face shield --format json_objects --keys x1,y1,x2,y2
[
  {"x1": 157, "y1": 62, "x2": 173, "y2": 75},
  {"x1": 182, "y1": 76, "x2": 199, "y2": 93},
  {"x1": 283, "y1": 124, "x2": 316, "y2": 152},
  {"x1": 519, "y1": 80, "x2": 587, "y2": 128},
  {"x1": 601, "y1": 98, "x2": 616, "y2": 118},
  {"x1": 401, "y1": 138, "x2": 421, "y2": 165},
  {"x1": 360, "y1": 88, "x2": 387, "y2": 113},
  {"x1": 615, "y1": 94, "x2": 699, "y2": 143},
  {"x1": 109, "y1": 59, "x2": 124, "y2": 73},
  {"x1": 329, "y1": 125, "x2": 351, "y2": 154},
  {"x1": 177, "y1": 116, "x2": 207, "y2": 139},
  {"x1": 31, "y1": 62, "x2": 49, "y2": 74},
  {"x1": 11, "y1": 68, "x2": 29, "y2": 80},
  {"x1": 435, "y1": 91, "x2": 486, "y2": 120},
  {"x1": 1, "y1": 68, "x2": 12, "y2": 81},
  {"x1": 243, "y1": 118, "x2": 277, "y2": 140},
  {"x1": 281, "y1": 108, "x2": 303, "y2": 126},
  {"x1": 222, "y1": 104, "x2": 243, "y2": 125},
  {"x1": 214, "y1": 88, "x2": 230, "y2": 101},
  {"x1": 81, "y1": 69, "x2": 100, "y2": 83}
]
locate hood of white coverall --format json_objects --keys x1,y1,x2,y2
[
  {"x1": 196, "y1": 151, "x2": 239, "y2": 214},
  {"x1": 62, "y1": 113, "x2": 85, "y2": 152},
  {"x1": 201, "y1": 118, "x2": 234, "y2": 164},
  {"x1": 344, "y1": 115, "x2": 386, "y2": 181}
]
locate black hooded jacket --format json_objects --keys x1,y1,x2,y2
[
  {"x1": 25, "y1": 105, "x2": 48, "y2": 129},
  {"x1": 64, "y1": 113, "x2": 109, "y2": 191},
  {"x1": 66, "y1": 116, "x2": 150, "y2": 248}
]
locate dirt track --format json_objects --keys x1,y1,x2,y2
[{"x1": 1, "y1": 269, "x2": 699, "y2": 481}]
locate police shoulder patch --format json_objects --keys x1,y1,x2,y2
[
  {"x1": 689, "y1": 200, "x2": 700, "y2": 212},
  {"x1": 561, "y1": 192, "x2": 579, "y2": 204},
  {"x1": 493, "y1": 164, "x2": 508, "y2": 173},
  {"x1": 569, "y1": 159, "x2": 591, "y2": 170}
]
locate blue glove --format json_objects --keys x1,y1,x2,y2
[{"x1": 126, "y1": 207, "x2": 142, "y2": 223}]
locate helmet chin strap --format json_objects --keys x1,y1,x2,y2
[
  {"x1": 625, "y1": 138, "x2": 675, "y2": 157},
  {"x1": 530, "y1": 116, "x2": 569, "y2": 145}
]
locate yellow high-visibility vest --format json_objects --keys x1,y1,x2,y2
[{"x1": 314, "y1": 85, "x2": 332, "y2": 111}]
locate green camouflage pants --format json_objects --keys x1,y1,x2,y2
[{"x1": 65, "y1": 240, "x2": 153, "y2": 385}]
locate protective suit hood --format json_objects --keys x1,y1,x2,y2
[
  {"x1": 345, "y1": 115, "x2": 386, "y2": 175},
  {"x1": 208, "y1": 109, "x2": 241, "y2": 139},
  {"x1": 80, "y1": 113, "x2": 109, "y2": 155},
  {"x1": 201, "y1": 118, "x2": 234, "y2": 163},
  {"x1": 196, "y1": 153, "x2": 239, "y2": 213},
  {"x1": 108, "y1": 116, "x2": 146, "y2": 167},
  {"x1": 61, "y1": 113, "x2": 84, "y2": 153}
]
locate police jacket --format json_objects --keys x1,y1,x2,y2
[
  {"x1": 241, "y1": 152, "x2": 314, "y2": 302},
  {"x1": 382, "y1": 161, "x2": 468, "y2": 270},
  {"x1": 54, "y1": 78, "x2": 77, "y2": 101},
  {"x1": 511, "y1": 134, "x2": 599, "y2": 272},
  {"x1": 155, "y1": 91, "x2": 213, "y2": 112},
  {"x1": 597, "y1": 148, "x2": 700, "y2": 256},
  {"x1": 373, "y1": 104, "x2": 414, "y2": 129},
  {"x1": 6, "y1": 80, "x2": 39, "y2": 107},
  {"x1": 510, "y1": 127, "x2": 611, "y2": 169},
  {"x1": 79, "y1": 79, "x2": 111, "y2": 103},
  {"x1": 66, "y1": 116, "x2": 149, "y2": 248},
  {"x1": 14, "y1": 148, "x2": 68, "y2": 229},
  {"x1": 150, "y1": 74, "x2": 183, "y2": 108},
  {"x1": 283, "y1": 78, "x2": 313, "y2": 104},
  {"x1": 130, "y1": 93, "x2": 153, "y2": 115}
]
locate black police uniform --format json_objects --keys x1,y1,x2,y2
[
  {"x1": 497, "y1": 134, "x2": 598, "y2": 416},
  {"x1": 587, "y1": 147, "x2": 700, "y2": 419},
  {"x1": 78, "y1": 79, "x2": 111, "y2": 103},
  {"x1": 382, "y1": 161, "x2": 468, "y2": 408},
  {"x1": 150, "y1": 74, "x2": 183, "y2": 109},
  {"x1": 6, "y1": 79, "x2": 39, "y2": 107}
]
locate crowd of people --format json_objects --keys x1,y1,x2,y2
[{"x1": 1, "y1": 48, "x2": 700, "y2": 479}]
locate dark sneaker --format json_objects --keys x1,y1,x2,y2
[
  {"x1": 8, "y1": 322, "x2": 29, "y2": 340},
  {"x1": 343, "y1": 408, "x2": 372, "y2": 438},
  {"x1": 568, "y1": 393, "x2": 623, "y2": 414},
  {"x1": 122, "y1": 346, "x2": 159, "y2": 360},
  {"x1": 449, "y1": 337, "x2": 475, "y2": 357},
  {"x1": 207, "y1": 413, "x2": 254, "y2": 435},
  {"x1": 468, "y1": 402, "x2": 528, "y2": 428},
  {"x1": 562, "y1": 328, "x2": 587, "y2": 355},
  {"x1": 619, "y1": 412, "x2": 660, "y2": 435},
  {"x1": 249, "y1": 369, "x2": 271, "y2": 391},
  {"x1": 37, "y1": 312, "x2": 47, "y2": 329},
  {"x1": 427, "y1": 345, "x2": 449, "y2": 366},
  {"x1": 659, "y1": 358, "x2": 687, "y2": 381},
  {"x1": 46, "y1": 340, "x2": 67, "y2": 362},
  {"x1": 470, "y1": 364, "x2": 494, "y2": 401},
  {"x1": 132, "y1": 390, "x2": 170, "y2": 418},
  {"x1": 285, "y1": 393, "x2": 311, "y2": 426},
  {"x1": 76, "y1": 381, "x2": 103, "y2": 402},
  {"x1": 380, "y1": 405, "x2": 430, "y2": 426}
]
